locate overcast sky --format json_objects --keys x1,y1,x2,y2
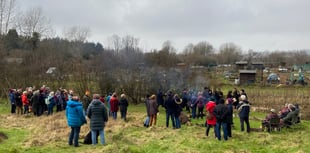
[{"x1": 17, "y1": 0, "x2": 310, "y2": 52}]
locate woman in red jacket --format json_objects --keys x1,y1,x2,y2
[
  {"x1": 21, "y1": 91, "x2": 29, "y2": 114},
  {"x1": 205, "y1": 97, "x2": 216, "y2": 137},
  {"x1": 110, "y1": 93, "x2": 119, "y2": 120}
]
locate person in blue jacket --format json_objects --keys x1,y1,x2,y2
[{"x1": 66, "y1": 96, "x2": 87, "y2": 147}]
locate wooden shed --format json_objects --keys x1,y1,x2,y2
[
  {"x1": 251, "y1": 62, "x2": 265, "y2": 70},
  {"x1": 235, "y1": 61, "x2": 248, "y2": 70},
  {"x1": 239, "y1": 70, "x2": 256, "y2": 85}
]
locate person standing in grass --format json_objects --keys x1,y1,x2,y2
[
  {"x1": 164, "y1": 91, "x2": 176, "y2": 128},
  {"x1": 119, "y1": 94, "x2": 129, "y2": 121},
  {"x1": 15, "y1": 89, "x2": 23, "y2": 115},
  {"x1": 232, "y1": 88, "x2": 240, "y2": 108},
  {"x1": 197, "y1": 92, "x2": 206, "y2": 119},
  {"x1": 144, "y1": 94, "x2": 151, "y2": 127},
  {"x1": 87, "y1": 94, "x2": 108, "y2": 145},
  {"x1": 110, "y1": 92, "x2": 119, "y2": 120},
  {"x1": 226, "y1": 98, "x2": 234, "y2": 137},
  {"x1": 174, "y1": 94, "x2": 182, "y2": 129},
  {"x1": 66, "y1": 96, "x2": 87, "y2": 147},
  {"x1": 237, "y1": 95, "x2": 251, "y2": 133},
  {"x1": 9, "y1": 89, "x2": 16, "y2": 114},
  {"x1": 46, "y1": 91, "x2": 56, "y2": 115},
  {"x1": 181, "y1": 89, "x2": 190, "y2": 113},
  {"x1": 213, "y1": 99, "x2": 229, "y2": 141},
  {"x1": 21, "y1": 91, "x2": 29, "y2": 114},
  {"x1": 205, "y1": 97, "x2": 216, "y2": 137},
  {"x1": 190, "y1": 93, "x2": 198, "y2": 119},
  {"x1": 149, "y1": 94, "x2": 158, "y2": 126},
  {"x1": 82, "y1": 90, "x2": 92, "y2": 113},
  {"x1": 105, "y1": 92, "x2": 112, "y2": 116}
]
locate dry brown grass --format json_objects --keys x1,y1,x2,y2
[{"x1": 0, "y1": 111, "x2": 153, "y2": 147}]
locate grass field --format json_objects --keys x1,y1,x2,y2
[{"x1": 0, "y1": 100, "x2": 309, "y2": 153}]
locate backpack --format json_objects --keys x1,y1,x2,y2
[{"x1": 45, "y1": 98, "x2": 50, "y2": 105}]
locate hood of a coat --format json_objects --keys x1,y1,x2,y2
[
  {"x1": 67, "y1": 100, "x2": 82, "y2": 108},
  {"x1": 91, "y1": 99, "x2": 102, "y2": 105}
]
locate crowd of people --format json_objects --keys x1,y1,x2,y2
[
  {"x1": 7, "y1": 85, "x2": 301, "y2": 146},
  {"x1": 144, "y1": 87, "x2": 251, "y2": 141},
  {"x1": 8, "y1": 85, "x2": 130, "y2": 147},
  {"x1": 8, "y1": 85, "x2": 72, "y2": 116}
]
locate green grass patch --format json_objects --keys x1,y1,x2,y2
[{"x1": 0, "y1": 102, "x2": 309, "y2": 152}]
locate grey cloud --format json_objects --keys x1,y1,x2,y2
[{"x1": 16, "y1": 0, "x2": 310, "y2": 51}]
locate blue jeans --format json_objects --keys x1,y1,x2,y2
[
  {"x1": 91, "y1": 129, "x2": 105, "y2": 145},
  {"x1": 215, "y1": 122, "x2": 228, "y2": 141},
  {"x1": 191, "y1": 106, "x2": 197, "y2": 119},
  {"x1": 47, "y1": 106, "x2": 53, "y2": 115},
  {"x1": 166, "y1": 111, "x2": 175, "y2": 128},
  {"x1": 112, "y1": 112, "x2": 117, "y2": 120},
  {"x1": 175, "y1": 115, "x2": 181, "y2": 129},
  {"x1": 69, "y1": 126, "x2": 81, "y2": 146}
]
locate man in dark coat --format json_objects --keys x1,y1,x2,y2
[
  {"x1": 213, "y1": 99, "x2": 229, "y2": 141},
  {"x1": 226, "y1": 98, "x2": 234, "y2": 137},
  {"x1": 31, "y1": 90, "x2": 40, "y2": 116},
  {"x1": 237, "y1": 95, "x2": 251, "y2": 133},
  {"x1": 87, "y1": 94, "x2": 108, "y2": 145},
  {"x1": 164, "y1": 91, "x2": 176, "y2": 128},
  {"x1": 119, "y1": 94, "x2": 129, "y2": 121},
  {"x1": 15, "y1": 89, "x2": 23, "y2": 115}
]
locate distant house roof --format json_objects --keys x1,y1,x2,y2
[
  {"x1": 239, "y1": 70, "x2": 256, "y2": 74},
  {"x1": 46, "y1": 67, "x2": 56, "y2": 74},
  {"x1": 236, "y1": 61, "x2": 248, "y2": 65}
]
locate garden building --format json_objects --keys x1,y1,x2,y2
[{"x1": 239, "y1": 70, "x2": 256, "y2": 85}]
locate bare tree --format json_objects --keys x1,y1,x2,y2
[
  {"x1": 0, "y1": 0, "x2": 16, "y2": 35},
  {"x1": 122, "y1": 35, "x2": 139, "y2": 52},
  {"x1": 162, "y1": 40, "x2": 176, "y2": 53},
  {"x1": 107, "y1": 34, "x2": 122, "y2": 53},
  {"x1": 63, "y1": 26, "x2": 91, "y2": 42},
  {"x1": 218, "y1": 42, "x2": 242, "y2": 64},
  {"x1": 183, "y1": 43, "x2": 194, "y2": 55},
  {"x1": 182, "y1": 42, "x2": 215, "y2": 66},
  {"x1": 15, "y1": 7, "x2": 53, "y2": 38},
  {"x1": 193, "y1": 41, "x2": 213, "y2": 56}
]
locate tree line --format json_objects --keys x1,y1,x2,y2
[{"x1": 0, "y1": 0, "x2": 309, "y2": 103}]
